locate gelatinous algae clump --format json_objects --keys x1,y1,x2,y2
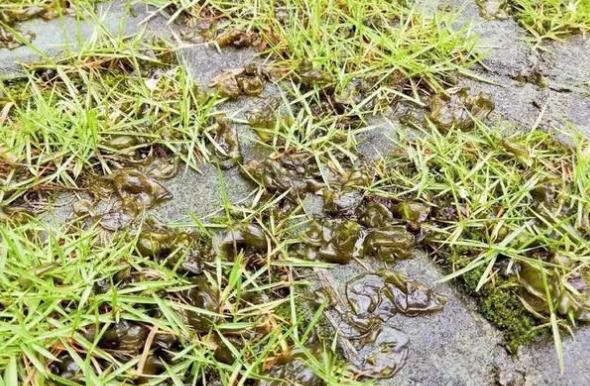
[
  {"x1": 293, "y1": 219, "x2": 362, "y2": 264},
  {"x1": 324, "y1": 271, "x2": 446, "y2": 378}
]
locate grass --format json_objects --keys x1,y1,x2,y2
[
  {"x1": 0, "y1": 1, "x2": 103, "y2": 49},
  {"x1": 367, "y1": 120, "x2": 590, "y2": 365},
  {"x1": 0, "y1": 32, "x2": 226, "y2": 206},
  {"x1": 150, "y1": 0, "x2": 480, "y2": 104},
  {"x1": 0, "y1": 204, "x2": 357, "y2": 384},
  {"x1": 1, "y1": 0, "x2": 590, "y2": 381},
  {"x1": 0, "y1": 0, "x2": 482, "y2": 205},
  {"x1": 509, "y1": 0, "x2": 590, "y2": 45},
  {"x1": 0, "y1": 1, "x2": 99, "y2": 22}
]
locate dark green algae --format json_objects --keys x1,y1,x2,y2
[
  {"x1": 243, "y1": 123, "x2": 590, "y2": 356},
  {"x1": 36, "y1": 115, "x2": 590, "y2": 383}
]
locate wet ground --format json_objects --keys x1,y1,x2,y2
[{"x1": 2, "y1": 0, "x2": 590, "y2": 384}]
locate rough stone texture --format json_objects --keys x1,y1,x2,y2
[
  {"x1": 518, "y1": 328, "x2": 590, "y2": 386},
  {"x1": 151, "y1": 163, "x2": 254, "y2": 223},
  {"x1": 460, "y1": 67, "x2": 590, "y2": 134},
  {"x1": 355, "y1": 116, "x2": 399, "y2": 162},
  {"x1": 318, "y1": 254, "x2": 521, "y2": 386},
  {"x1": 179, "y1": 45, "x2": 259, "y2": 88},
  {"x1": 40, "y1": 163, "x2": 255, "y2": 227},
  {"x1": 541, "y1": 36, "x2": 590, "y2": 94},
  {"x1": 448, "y1": 0, "x2": 590, "y2": 134}
]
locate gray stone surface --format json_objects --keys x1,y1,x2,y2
[
  {"x1": 317, "y1": 254, "x2": 521, "y2": 386},
  {"x1": 541, "y1": 36, "x2": 590, "y2": 94},
  {"x1": 449, "y1": 0, "x2": 590, "y2": 134},
  {"x1": 415, "y1": 0, "x2": 590, "y2": 134},
  {"x1": 151, "y1": 163, "x2": 254, "y2": 223},
  {"x1": 179, "y1": 45, "x2": 259, "y2": 88},
  {"x1": 518, "y1": 328, "x2": 590, "y2": 386},
  {"x1": 461, "y1": 73, "x2": 590, "y2": 132},
  {"x1": 355, "y1": 116, "x2": 399, "y2": 162}
]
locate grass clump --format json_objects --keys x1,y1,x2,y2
[
  {"x1": 510, "y1": 0, "x2": 590, "y2": 44},
  {"x1": 0, "y1": 207, "x2": 355, "y2": 384},
  {"x1": 369, "y1": 121, "x2": 590, "y2": 361},
  {"x1": 0, "y1": 35, "x2": 225, "y2": 205},
  {"x1": 154, "y1": 0, "x2": 480, "y2": 105}
]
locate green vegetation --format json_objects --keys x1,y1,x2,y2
[
  {"x1": 0, "y1": 210, "x2": 356, "y2": 384},
  {"x1": 479, "y1": 284, "x2": 541, "y2": 350},
  {"x1": 153, "y1": 0, "x2": 480, "y2": 103},
  {"x1": 1, "y1": 0, "x2": 590, "y2": 382},
  {"x1": 0, "y1": 0, "x2": 99, "y2": 19},
  {"x1": 510, "y1": 0, "x2": 590, "y2": 44},
  {"x1": 0, "y1": 35, "x2": 223, "y2": 205},
  {"x1": 369, "y1": 121, "x2": 590, "y2": 364},
  {"x1": 0, "y1": 1, "x2": 101, "y2": 49},
  {"x1": 460, "y1": 261, "x2": 542, "y2": 350}
]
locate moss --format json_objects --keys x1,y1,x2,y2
[
  {"x1": 478, "y1": 285, "x2": 541, "y2": 352},
  {"x1": 446, "y1": 256, "x2": 541, "y2": 351}
]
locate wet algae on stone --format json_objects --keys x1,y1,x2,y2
[{"x1": 3, "y1": 0, "x2": 590, "y2": 384}]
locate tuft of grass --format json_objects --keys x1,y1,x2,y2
[
  {"x1": 0, "y1": 32, "x2": 225, "y2": 205},
  {"x1": 151, "y1": 0, "x2": 480, "y2": 104},
  {"x1": 0, "y1": 201, "x2": 356, "y2": 384},
  {"x1": 369, "y1": 121, "x2": 590, "y2": 356},
  {"x1": 509, "y1": 0, "x2": 590, "y2": 45}
]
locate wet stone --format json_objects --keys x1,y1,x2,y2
[
  {"x1": 179, "y1": 45, "x2": 259, "y2": 89},
  {"x1": 517, "y1": 327, "x2": 590, "y2": 385},
  {"x1": 151, "y1": 164, "x2": 254, "y2": 223},
  {"x1": 316, "y1": 254, "x2": 521, "y2": 385}
]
